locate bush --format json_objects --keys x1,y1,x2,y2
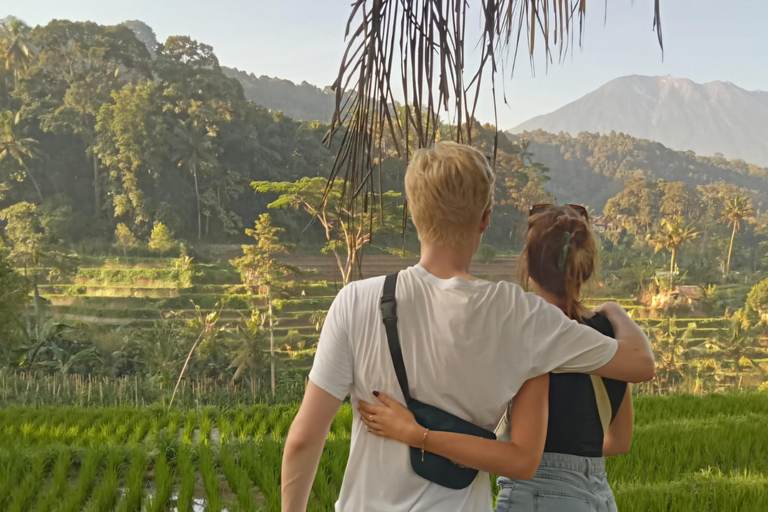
[
  {"x1": 115, "y1": 224, "x2": 140, "y2": 255},
  {"x1": 148, "y1": 223, "x2": 178, "y2": 257},
  {"x1": 744, "y1": 278, "x2": 768, "y2": 324},
  {"x1": 478, "y1": 244, "x2": 498, "y2": 264}
]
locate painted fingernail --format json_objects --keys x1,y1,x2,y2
[{"x1": 373, "y1": 391, "x2": 380, "y2": 397}]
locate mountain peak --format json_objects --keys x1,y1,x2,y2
[{"x1": 511, "y1": 75, "x2": 768, "y2": 166}]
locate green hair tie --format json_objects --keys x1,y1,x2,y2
[{"x1": 558, "y1": 232, "x2": 572, "y2": 271}]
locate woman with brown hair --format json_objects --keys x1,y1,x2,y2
[{"x1": 359, "y1": 204, "x2": 634, "y2": 512}]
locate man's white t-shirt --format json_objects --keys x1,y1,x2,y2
[{"x1": 309, "y1": 265, "x2": 618, "y2": 512}]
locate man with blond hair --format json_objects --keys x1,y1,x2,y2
[{"x1": 281, "y1": 141, "x2": 654, "y2": 512}]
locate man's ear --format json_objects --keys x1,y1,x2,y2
[{"x1": 480, "y1": 208, "x2": 492, "y2": 232}]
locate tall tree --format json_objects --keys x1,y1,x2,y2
[
  {"x1": 35, "y1": 21, "x2": 152, "y2": 218},
  {"x1": 1, "y1": 18, "x2": 34, "y2": 87},
  {"x1": 605, "y1": 178, "x2": 663, "y2": 236},
  {"x1": 230, "y1": 213, "x2": 293, "y2": 397},
  {"x1": 253, "y1": 177, "x2": 401, "y2": 285},
  {"x1": 171, "y1": 118, "x2": 218, "y2": 240},
  {"x1": 720, "y1": 192, "x2": 753, "y2": 276},
  {"x1": 646, "y1": 216, "x2": 699, "y2": 279},
  {"x1": 0, "y1": 110, "x2": 44, "y2": 202}
]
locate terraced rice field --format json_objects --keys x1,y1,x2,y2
[
  {"x1": 1, "y1": 393, "x2": 766, "y2": 511},
  {"x1": 37, "y1": 256, "x2": 741, "y2": 354}
]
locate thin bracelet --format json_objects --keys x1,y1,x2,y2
[{"x1": 421, "y1": 429, "x2": 430, "y2": 461}]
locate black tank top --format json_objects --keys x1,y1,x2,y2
[{"x1": 543, "y1": 312, "x2": 628, "y2": 458}]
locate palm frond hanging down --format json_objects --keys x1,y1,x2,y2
[{"x1": 325, "y1": 0, "x2": 664, "y2": 206}]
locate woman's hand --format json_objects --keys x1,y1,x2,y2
[{"x1": 359, "y1": 392, "x2": 426, "y2": 447}]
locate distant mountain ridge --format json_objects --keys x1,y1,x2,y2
[
  {"x1": 221, "y1": 68, "x2": 335, "y2": 123},
  {"x1": 511, "y1": 75, "x2": 768, "y2": 167}
]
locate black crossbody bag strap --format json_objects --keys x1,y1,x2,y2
[{"x1": 380, "y1": 272, "x2": 412, "y2": 404}]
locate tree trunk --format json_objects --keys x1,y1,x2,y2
[
  {"x1": 22, "y1": 162, "x2": 43, "y2": 203},
  {"x1": 269, "y1": 297, "x2": 275, "y2": 398},
  {"x1": 726, "y1": 224, "x2": 737, "y2": 276},
  {"x1": 193, "y1": 163, "x2": 202, "y2": 240},
  {"x1": 670, "y1": 248, "x2": 676, "y2": 282},
  {"x1": 24, "y1": 263, "x2": 31, "y2": 339},
  {"x1": 93, "y1": 152, "x2": 100, "y2": 217},
  {"x1": 332, "y1": 251, "x2": 347, "y2": 287}
]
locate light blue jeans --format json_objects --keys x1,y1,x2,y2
[{"x1": 495, "y1": 453, "x2": 618, "y2": 512}]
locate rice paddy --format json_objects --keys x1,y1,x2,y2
[{"x1": 0, "y1": 392, "x2": 765, "y2": 511}]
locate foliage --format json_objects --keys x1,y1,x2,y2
[
  {"x1": 646, "y1": 216, "x2": 699, "y2": 277},
  {"x1": 478, "y1": 244, "x2": 498, "y2": 264},
  {"x1": 0, "y1": 250, "x2": 28, "y2": 344},
  {"x1": 114, "y1": 223, "x2": 140, "y2": 255},
  {"x1": 744, "y1": 278, "x2": 768, "y2": 325},
  {"x1": 253, "y1": 178, "x2": 401, "y2": 284},
  {"x1": 520, "y1": 130, "x2": 768, "y2": 213},
  {"x1": 148, "y1": 222, "x2": 177, "y2": 256},
  {"x1": 0, "y1": 201, "x2": 44, "y2": 266}
]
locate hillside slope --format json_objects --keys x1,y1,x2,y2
[
  {"x1": 222, "y1": 68, "x2": 335, "y2": 122},
  {"x1": 510, "y1": 130, "x2": 768, "y2": 211}
]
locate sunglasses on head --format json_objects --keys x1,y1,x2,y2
[{"x1": 529, "y1": 203, "x2": 589, "y2": 221}]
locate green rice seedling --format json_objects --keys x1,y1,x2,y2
[
  {"x1": 37, "y1": 449, "x2": 72, "y2": 512},
  {"x1": 175, "y1": 447, "x2": 196, "y2": 512},
  {"x1": 253, "y1": 411, "x2": 269, "y2": 440},
  {"x1": 181, "y1": 412, "x2": 197, "y2": 446},
  {"x1": 330, "y1": 405, "x2": 353, "y2": 437},
  {"x1": 197, "y1": 446, "x2": 222, "y2": 512},
  {"x1": 7, "y1": 452, "x2": 48, "y2": 512},
  {"x1": 220, "y1": 444, "x2": 256, "y2": 512},
  {"x1": 233, "y1": 407, "x2": 248, "y2": 440},
  {"x1": 84, "y1": 447, "x2": 123, "y2": 512},
  {"x1": 218, "y1": 414, "x2": 232, "y2": 445},
  {"x1": 146, "y1": 451, "x2": 174, "y2": 512},
  {"x1": 117, "y1": 446, "x2": 147, "y2": 512},
  {"x1": 311, "y1": 454, "x2": 333, "y2": 511},
  {"x1": 199, "y1": 409, "x2": 213, "y2": 446},
  {"x1": 127, "y1": 416, "x2": 151, "y2": 445},
  {"x1": 265, "y1": 407, "x2": 283, "y2": 434},
  {"x1": 0, "y1": 449, "x2": 26, "y2": 509},
  {"x1": 60, "y1": 447, "x2": 104, "y2": 512},
  {"x1": 325, "y1": 440, "x2": 349, "y2": 494},
  {"x1": 243, "y1": 441, "x2": 282, "y2": 512}
]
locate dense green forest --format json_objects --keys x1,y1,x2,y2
[
  {"x1": 0, "y1": 17, "x2": 553, "y2": 253},
  {"x1": 515, "y1": 130, "x2": 768, "y2": 211}
]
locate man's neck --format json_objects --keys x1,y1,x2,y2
[{"x1": 418, "y1": 242, "x2": 476, "y2": 280}]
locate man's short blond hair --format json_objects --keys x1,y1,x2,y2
[{"x1": 405, "y1": 141, "x2": 495, "y2": 247}]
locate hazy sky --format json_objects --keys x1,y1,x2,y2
[{"x1": 7, "y1": 1, "x2": 768, "y2": 127}]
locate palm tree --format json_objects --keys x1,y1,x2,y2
[
  {"x1": 171, "y1": 118, "x2": 218, "y2": 240},
  {"x1": 720, "y1": 193, "x2": 753, "y2": 276},
  {"x1": 646, "y1": 318, "x2": 703, "y2": 393},
  {"x1": 646, "y1": 216, "x2": 699, "y2": 280},
  {"x1": 1, "y1": 17, "x2": 35, "y2": 87},
  {"x1": 325, "y1": 1, "x2": 663, "y2": 206},
  {"x1": 0, "y1": 110, "x2": 44, "y2": 202},
  {"x1": 706, "y1": 311, "x2": 766, "y2": 375}
]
